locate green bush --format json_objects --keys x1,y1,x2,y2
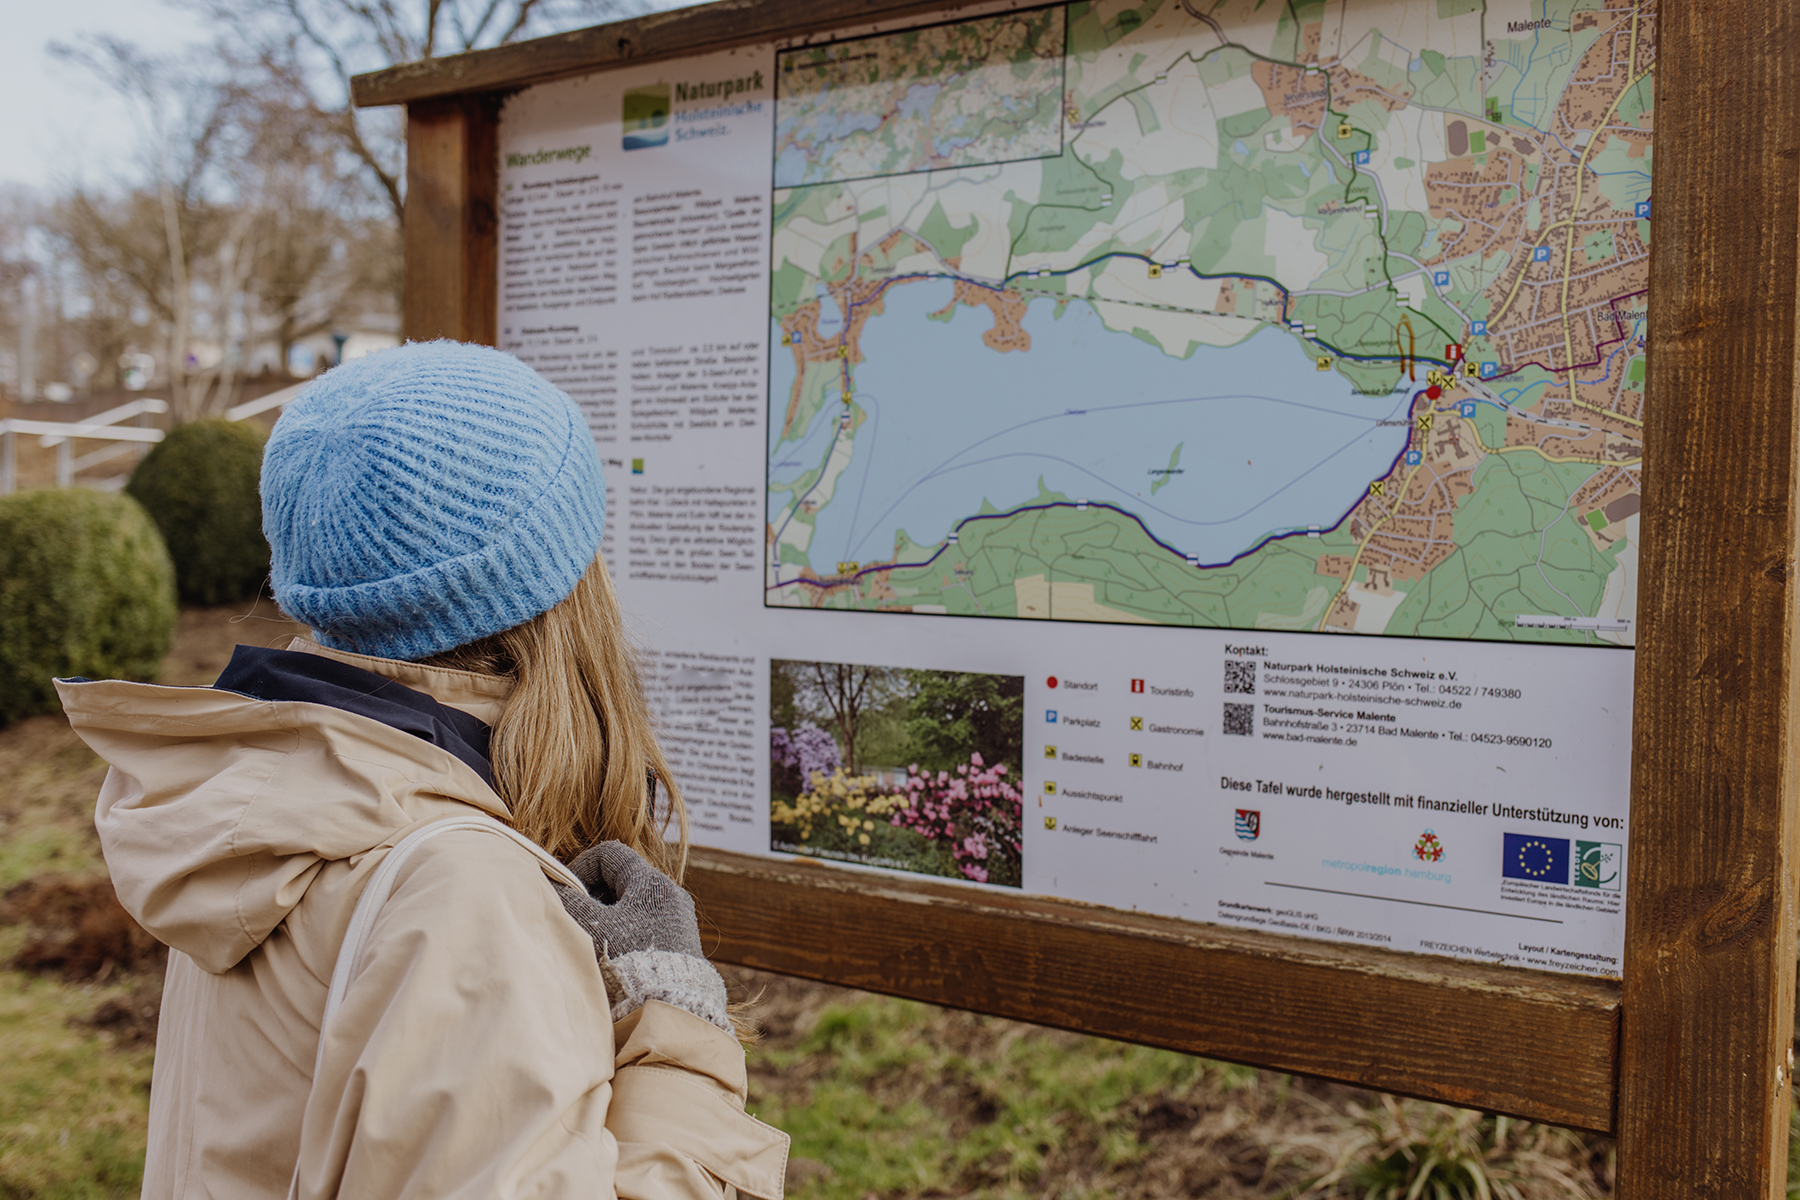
[
  {"x1": 125, "y1": 418, "x2": 270, "y2": 604},
  {"x1": 0, "y1": 489, "x2": 177, "y2": 723}
]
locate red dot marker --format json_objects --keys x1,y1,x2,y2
[
  {"x1": 1047, "y1": 676, "x2": 1059, "y2": 689},
  {"x1": 1426, "y1": 385, "x2": 1442, "y2": 399}
]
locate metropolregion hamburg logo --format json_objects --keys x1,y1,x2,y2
[
  {"x1": 1413, "y1": 829, "x2": 1445, "y2": 862},
  {"x1": 1234, "y1": 809, "x2": 1260, "y2": 841},
  {"x1": 1501, "y1": 832, "x2": 1570, "y2": 884}
]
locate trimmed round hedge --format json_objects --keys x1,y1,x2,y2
[
  {"x1": 0, "y1": 489, "x2": 177, "y2": 723},
  {"x1": 126, "y1": 419, "x2": 270, "y2": 604}
]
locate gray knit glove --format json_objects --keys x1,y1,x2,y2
[{"x1": 556, "y1": 841, "x2": 730, "y2": 1031}]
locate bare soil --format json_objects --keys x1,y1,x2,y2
[
  {"x1": 1, "y1": 602, "x2": 305, "y2": 990},
  {"x1": 156, "y1": 599, "x2": 311, "y2": 686},
  {"x1": 1, "y1": 876, "x2": 166, "y2": 982},
  {"x1": 80, "y1": 979, "x2": 166, "y2": 1050}
]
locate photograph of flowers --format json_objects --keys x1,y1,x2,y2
[{"x1": 769, "y1": 660, "x2": 1025, "y2": 887}]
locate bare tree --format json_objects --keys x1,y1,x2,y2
[
  {"x1": 50, "y1": 39, "x2": 252, "y2": 420},
  {"x1": 0, "y1": 189, "x2": 36, "y2": 403},
  {"x1": 26, "y1": 2, "x2": 659, "y2": 418},
  {"x1": 235, "y1": 86, "x2": 400, "y2": 369},
  {"x1": 45, "y1": 39, "x2": 402, "y2": 419},
  {"x1": 45, "y1": 201, "x2": 156, "y2": 394},
  {"x1": 183, "y1": 0, "x2": 657, "y2": 224}
]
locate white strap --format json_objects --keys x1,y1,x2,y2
[
  {"x1": 291, "y1": 813, "x2": 581, "y2": 1199},
  {"x1": 319, "y1": 813, "x2": 580, "y2": 1039}
]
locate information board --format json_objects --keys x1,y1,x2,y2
[{"x1": 496, "y1": 0, "x2": 1653, "y2": 978}]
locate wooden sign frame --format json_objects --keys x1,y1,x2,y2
[{"x1": 354, "y1": 3, "x2": 1800, "y2": 1190}]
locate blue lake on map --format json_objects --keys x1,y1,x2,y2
[{"x1": 769, "y1": 279, "x2": 1417, "y2": 569}]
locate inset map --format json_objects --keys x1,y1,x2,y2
[{"x1": 773, "y1": 8, "x2": 1067, "y2": 187}]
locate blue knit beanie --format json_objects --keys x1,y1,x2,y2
[{"x1": 261, "y1": 341, "x2": 606, "y2": 661}]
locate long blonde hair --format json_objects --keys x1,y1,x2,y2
[{"x1": 425, "y1": 554, "x2": 688, "y2": 880}]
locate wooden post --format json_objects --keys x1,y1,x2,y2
[
  {"x1": 1616, "y1": 0, "x2": 1800, "y2": 1191},
  {"x1": 403, "y1": 94, "x2": 500, "y2": 346}
]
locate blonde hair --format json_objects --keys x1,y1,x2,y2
[{"x1": 425, "y1": 554, "x2": 688, "y2": 880}]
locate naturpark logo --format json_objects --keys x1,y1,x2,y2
[
  {"x1": 623, "y1": 72, "x2": 767, "y2": 150},
  {"x1": 504, "y1": 144, "x2": 592, "y2": 168},
  {"x1": 623, "y1": 84, "x2": 672, "y2": 150}
]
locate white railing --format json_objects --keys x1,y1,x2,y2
[
  {"x1": 36, "y1": 398, "x2": 170, "y2": 447},
  {"x1": 0, "y1": 383, "x2": 313, "y2": 494},
  {"x1": 224, "y1": 381, "x2": 310, "y2": 422}
]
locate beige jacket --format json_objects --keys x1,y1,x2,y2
[{"x1": 56, "y1": 641, "x2": 787, "y2": 1200}]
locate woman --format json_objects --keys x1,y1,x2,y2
[{"x1": 56, "y1": 342, "x2": 788, "y2": 1199}]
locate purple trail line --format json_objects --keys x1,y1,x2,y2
[
  {"x1": 766, "y1": 428, "x2": 1410, "y2": 595},
  {"x1": 1486, "y1": 289, "x2": 1648, "y2": 386}
]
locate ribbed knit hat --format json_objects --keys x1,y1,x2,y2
[{"x1": 261, "y1": 341, "x2": 606, "y2": 662}]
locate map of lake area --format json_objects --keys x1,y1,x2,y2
[{"x1": 765, "y1": 0, "x2": 1654, "y2": 646}]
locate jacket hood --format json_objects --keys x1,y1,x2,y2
[{"x1": 55, "y1": 639, "x2": 514, "y2": 973}]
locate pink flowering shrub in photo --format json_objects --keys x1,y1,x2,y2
[{"x1": 888, "y1": 752, "x2": 1023, "y2": 886}]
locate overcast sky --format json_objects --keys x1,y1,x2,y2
[
  {"x1": 0, "y1": 1, "x2": 698, "y2": 195},
  {"x1": 0, "y1": 0, "x2": 205, "y2": 193}
]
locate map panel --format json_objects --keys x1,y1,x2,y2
[
  {"x1": 767, "y1": 0, "x2": 1653, "y2": 648},
  {"x1": 773, "y1": 8, "x2": 1067, "y2": 187}
]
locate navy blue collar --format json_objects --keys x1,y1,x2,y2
[{"x1": 214, "y1": 645, "x2": 494, "y2": 786}]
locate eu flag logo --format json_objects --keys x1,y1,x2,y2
[{"x1": 1502, "y1": 833, "x2": 1569, "y2": 883}]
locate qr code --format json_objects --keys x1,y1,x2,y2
[
  {"x1": 1222, "y1": 702, "x2": 1254, "y2": 737},
  {"x1": 1224, "y1": 660, "x2": 1256, "y2": 695}
]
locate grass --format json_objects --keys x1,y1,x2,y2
[
  {"x1": 0, "y1": 718, "x2": 110, "y2": 893},
  {"x1": 0, "y1": 971, "x2": 154, "y2": 1199},
  {"x1": 729, "y1": 971, "x2": 1617, "y2": 1199},
  {"x1": 0, "y1": 604, "x2": 303, "y2": 1198},
  {"x1": 0, "y1": 707, "x2": 154, "y2": 1199},
  {"x1": 754, "y1": 996, "x2": 1218, "y2": 1194}
]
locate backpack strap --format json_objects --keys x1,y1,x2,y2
[
  {"x1": 291, "y1": 813, "x2": 582, "y2": 1199},
  {"x1": 320, "y1": 812, "x2": 581, "y2": 1037}
]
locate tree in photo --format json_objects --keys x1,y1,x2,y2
[
  {"x1": 790, "y1": 661, "x2": 905, "y2": 776},
  {"x1": 904, "y1": 668, "x2": 1024, "y2": 775},
  {"x1": 769, "y1": 723, "x2": 839, "y2": 800}
]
